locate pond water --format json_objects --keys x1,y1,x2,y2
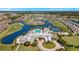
[{"x1": 1, "y1": 20, "x2": 61, "y2": 44}]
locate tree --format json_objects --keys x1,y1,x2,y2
[
  {"x1": 56, "y1": 48, "x2": 65, "y2": 51},
  {"x1": 24, "y1": 41, "x2": 30, "y2": 46},
  {"x1": 75, "y1": 46, "x2": 79, "y2": 48},
  {"x1": 11, "y1": 45, "x2": 15, "y2": 50},
  {"x1": 66, "y1": 44, "x2": 74, "y2": 47},
  {"x1": 9, "y1": 16, "x2": 19, "y2": 20},
  {"x1": 57, "y1": 37, "x2": 67, "y2": 46},
  {"x1": 68, "y1": 33, "x2": 73, "y2": 36},
  {"x1": 46, "y1": 41, "x2": 52, "y2": 44},
  {"x1": 22, "y1": 32, "x2": 26, "y2": 35},
  {"x1": 77, "y1": 33, "x2": 79, "y2": 36},
  {"x1": 31, "y1": 41, "x2": 37, "y2": 47}
]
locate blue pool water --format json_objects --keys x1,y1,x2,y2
[
  {"x1": 35, "y1": 29, "x2": 41, "y2": 33},
  {"x1": 1, "y1": 20, "x2": 61, "y2": 44}
]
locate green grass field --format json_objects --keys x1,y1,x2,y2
[
  {"x1": 53, "y1": 21, "x2": 70, "y2": 32},
  {"x1": 0, "y1": 23, "x2": 23, "y2": 39},
  {"x1": 62, "y1": 36, "x2": 79, "y2": 46},
  {"x1": 62, "y1": 36, "x2": 79, "y2": 51},
  {"x1": 0, "y1": 42, "x2": 17, "y2": 51},
  {"x1": 43, "y1": 42, "x2": 55, "y2": 49},
  {"x1": 0, "y1": 45, "x2": 16, "y2": 51},
  {"x1": 24, "y1": 19, "x2": 30, "y2": 23},
  {"x1": 18, "y1": 45, "x2": 40, "y2": 51},
  {"x1": 65, "y1": 46, "x2": 79, "y2": 51},
  {"x1": 0, "y1": 45, "x2": 14, "y2": 51}
]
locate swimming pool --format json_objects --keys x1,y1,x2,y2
[{"x1": 35, "y1": 29, "x2": 41, "y2": 33}]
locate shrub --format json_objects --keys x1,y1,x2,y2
[
  {"x1": 24, "y1": 41, "x2": 30, "y2": 46},
  {"x1": 75, "y1": 46, "x2": 79, "y2": 48},
  {"x1": 31, "y1": 42, "x2": 37, "y2": 47},
  {"x1": 66, "y1": 44, "x2": 74, "y2": 47},
  {"x1": 57, "y1": 39, "x2": 66, "y2": 45},
  {"x1": 56, "y1": 48, "x2": 65, "y2": 51}
]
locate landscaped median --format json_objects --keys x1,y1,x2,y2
[{"x1": 53, "y1": 21, "x2": 71, "y2": 32}]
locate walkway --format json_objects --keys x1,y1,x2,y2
[
  {"x1": 37, "y1": 39, "x2": 62, "y2": 51},
  {"x1": 15, "y1": 44, "x2": 20, "y2": 51}
]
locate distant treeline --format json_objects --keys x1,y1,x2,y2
[
  {"x1": 15, "y1": 11, "x2": 79, "y2": 16},
  {"x1": 1, "y1": 11, "x2": 79, "y2": 16}
]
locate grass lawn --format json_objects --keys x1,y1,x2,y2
[
  {"x1": 53, "y1": 21, "x2": 70, "y2": 32},
  {"x1": 0, "y1": 23, "x2": 23, "y2": 39},
  {"x1": 62, "y1": 36, "x2": 79, "y2": 46},
  {"x1": 0, "y1": 45, "x2": 14, "y2": 51},
  {"x1": 0, "y1": 38, "x2": 18, "y2": 51},
  {"x1": 24, "y1": 19, "x2": 30, "y2": 23},
  {"x1": 43, "y1": 42, "x2": 55, "y2": 49},
  {"x1": 0, "y1": 43, "x2": 17, "y2": 51},
  {"x1": 65, "y1": 46, "x2": 79, "y2": 51},
  {"x1": 62, "y1": 36, "x2": 79, "y2": 51},
  {"x1": 18, "y1": 45, "x2": 40, "y2": 51}
]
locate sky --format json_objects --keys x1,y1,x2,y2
[{"x1": 0, "y1": 8, "x2": 79, "y2": 11}]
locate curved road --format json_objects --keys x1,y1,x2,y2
[{"x1": 37, "y1": 39, "x2": 62, "y2": 51}]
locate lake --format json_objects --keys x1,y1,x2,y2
[{"x1": 1, "y1": 20, "x2": 61, "y2": 44}]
